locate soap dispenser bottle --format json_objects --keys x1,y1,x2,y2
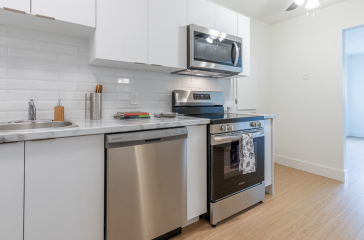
[{"x1": 54, "y1": 99, "x2": 64, "y2": 121}]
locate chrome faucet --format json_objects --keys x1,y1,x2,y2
[{"x1": 28, "y1": 99, "x2": 36, "y2": 120}]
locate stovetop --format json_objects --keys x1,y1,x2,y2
[{"x1": 184, "y1": 113, "x2": 264, "y2": 124}]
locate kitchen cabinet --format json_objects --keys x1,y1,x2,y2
[
  {"x1": 31, "y1": 0, "x2": 95, "y2": 27},
  {"x1": 187, "y1": 0, "x2": 214, "y2": 29},
  {"x1": 24, "y1": 135, "x2": 104, "y2": 240},
  {"x1": 264, "y1": 118, "x2": 274, "y2": 194},
  {"x1": 149, "y1": 0, "x2": 187, "y2": 69},
  {"x1": 0, "y1": 0, "x2": 30, "y2": 13},
  {"x1": 0, "y1": 142, "x2": 24, "y2": 240},
  {"x1": 238, "y1": 14, "x2": 250, "y2": 77},
  {"x1": 186, "y1": 125, "x2": 207, "y2": 220},
  {"x1": 214, "y1": 4, "x2": 237, "y2": 36},
  {"x1": 90, "y1": 0, "x2": 148, "y2": 66}
]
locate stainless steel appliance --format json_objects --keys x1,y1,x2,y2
[
  {"x1": 173, "y1": 24, "x2": 243, "y2": 78},
  {"x1": 172, "y1": 90, "x2": 265, "y2": 227},
  {"x1": 105, "y1": 128, "x2": 188, "y2": 240}
]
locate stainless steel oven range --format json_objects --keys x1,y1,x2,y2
[{"x1": 172, "y1": 90, "x2": 265, "y2": 227}]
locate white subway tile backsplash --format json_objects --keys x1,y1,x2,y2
[
  {"x1": 0, "y1": 79, "x2": 34, "y2": 90},
  {"x1": 8, "y1": 68, "x2": 58, "y2": 80},
  {"x1": 79, "y1": 47, "x2": 88, "y2": 56},
  {"x1": 8, "y1": 27, "x2": 57, "y2": 42},
  {"x1": 0, "y1": 57, "x2": 34, "y2": 69},
  {"x1": 58, "y1": 35, "x2": 88, "y2": 47},
  {"x1": 8, "y1": 91, "x2": 57, "y2": 101},
  {"x1": 34, "y1": 60, "x2": 77, "y2": 72},
  {"x1": 34, "y1": 81, "x2": 78, "y2": 91},
  {"x1": 0, "y1": 25, "x2": 231, "y2": 120},
  {"x1": 58, "y1": 54, "x2": 88, "y2": 64},
  {"x1": 9, "y1": 48, "x2": 58, "y2": 61},
  {"x1": 0, "y1": 46, "x2": 7, "y2": 57},
  {"x1": 0, "y1": 36, "x2": 34, "y2": 49},
  {"x1": 34, "y1": 41, "x2": 78, "y2": 55},
  {"x1": 0, "y1": 90, "x2": 7, "y2": 100},
  {"x1": 0, "y1": 25, "x2": 6, "y2": 35}
]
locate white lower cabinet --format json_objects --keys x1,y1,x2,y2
[
  {"x1": 0, "y1": 142, "x2": 24, "y2": 240},
  {"x1": 24, "y1": 135, "x2": 104, "y2": 240},
  {"x1": 186, "y1": 125, "x2": 207, "y2": 220}
]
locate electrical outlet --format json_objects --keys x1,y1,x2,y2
[
  {"x1": 130, "y1": 92, "x2": 138, "y2": 105},
  {"x1": 303, "y1": 72, "x2": 310, "y2": 80}
]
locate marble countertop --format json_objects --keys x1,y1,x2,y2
[
  {"x1": 0, "y1": 116, "x2": 210, "y2": 143},
  {"x1": 253, "y1": 113, "x2": 276, "y2": 119}
]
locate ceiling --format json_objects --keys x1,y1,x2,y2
[
  {"x1": 345, "y1": 26, "x2": 364, "y2": 56},
  {"x1": 209, "y1": 0, "x2": 348, "y2": 24}
]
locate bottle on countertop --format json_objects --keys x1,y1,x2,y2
[{"x1": 54, "y1": 99, "x2": 64, "y2": 121}]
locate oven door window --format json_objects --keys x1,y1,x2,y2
[
  {"x1": 211, "y1": 136, "x2": 264, "y2": 202},
  {"x1": 194, "y1": 31, "x2": 242, "y2": 68}
]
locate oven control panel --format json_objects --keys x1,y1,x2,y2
[{"x1": 211, "y1": 121, "x2": 264, "y2": 134}]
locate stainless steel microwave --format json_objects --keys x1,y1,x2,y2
[{"x1": 173, "y1": 24, "x2": 243, "y2": 78}]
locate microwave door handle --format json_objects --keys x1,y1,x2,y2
[{"x1": 233, "y1": 42, "x2": 239, "y2": 66}]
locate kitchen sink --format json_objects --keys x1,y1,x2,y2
[{"x1": 0, "y1": 120, "x2": 79, "y2": 131}]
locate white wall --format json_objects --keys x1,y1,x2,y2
[
  {"x1": 0, "y1": 25, "x2": 232, "y2": 122},
  {"x1": 271, "y1": 0, "x2": 364, "y2": 181},
  {"x1": 236, "y1": 18, "x2": 272, "y2": 114},
  {"x1": 346, "y1": 54, "x2": 364, "y2": 137}
]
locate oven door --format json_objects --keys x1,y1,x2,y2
[
  {"x1": 210, "y1": 130, "x2": 264, "y2": 202},
  {"x1": 188, "y1": 24, "x2": 243, "y2": 73}
]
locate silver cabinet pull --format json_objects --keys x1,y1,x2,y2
[
  {"x1": 134, "y1": 62, "x2": 146, "y2": 65},
  {"x1": 36, "y1": 14, "x2": 55, "y2": 20},
  {"x1": 3, "y1": 7, "x2": 26, "y2": 14},
  {"x1": 31, "y1": 138, "x2": 56, "y2": 142},
  {"x1": 151, "y1": 64, "x2": 162, "y2": 66}
]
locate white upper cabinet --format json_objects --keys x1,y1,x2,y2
[
  {"x1": 0, "y1": 142, "x2": 24, "y2": 240},
  {"x1": 90, "y1": 0, "x2": 148, "y2": 65},
  {"x1": 149, "y1": 0, "x2": 186, "y2": 69},
  {"x1": 187, "y1": 0, "x2": 214, "y2": 29},
  {"x1": 0, "y1": 0, "x2": 30, "y2": 13},
  {"x1": 31, "y1": 0, "x2": 95, "y2": 27},
  {"x1": 214, "y1": 4, "x2": 237, "y2": 36},
  {"x1": 238, "y1": 14, "x2": 250, "y2": 77}
]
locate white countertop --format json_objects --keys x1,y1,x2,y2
[{"x1": 0, "y1": 116, "x2": 210, "y2": 143}]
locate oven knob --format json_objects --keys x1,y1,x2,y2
[
  {"x1": 256, "y1": 121, "x2": 262, "y2": 127},
  {"x1": 227, "y1": 124, "x2": 233, "y2": 131},
  {"x1": 220, "y1": 125, "x2": 227, "y2": 131},
  {"x1": 249, "y1": 122, "x2": 256, "y2": 127}
]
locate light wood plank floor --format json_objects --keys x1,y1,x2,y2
[{"x1": 173, "y1": 137, "x2": 364, "y2": 240}]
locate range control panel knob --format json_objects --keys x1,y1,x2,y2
[
  {"x1": 227, "y1": 124, "x2": 233, "y2": 131},
  {"x1": 256, "y1": 121, "x2": 262, "y2": 127},
  {"x1": 249, "y1": 122, "x2": 256, "y2": 127},
  {"x1": 220, "y1": 125, "x2": 227, "y2": 131}
]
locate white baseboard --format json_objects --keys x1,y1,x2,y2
[
  {"x1": 183, "y1": 216, "x2": 199, "y2": 228},
  {"x1": 347, "y1": 131, "x2": 364, "y2": 138},
  {"x1": 275, "y1": 154, "x2": 346, "y2": 182}
]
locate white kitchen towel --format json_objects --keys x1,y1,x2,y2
[{"x1": 239, "y1": 133, "x2": 256, "y2": 174}]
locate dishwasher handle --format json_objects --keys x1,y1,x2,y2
[{"x1": 106, "y1": 127, "x2": 188, "y2": 149}]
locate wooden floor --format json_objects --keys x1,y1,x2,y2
[{"x1": 173, "y1": 137, "x2": 364, "y2": 240}]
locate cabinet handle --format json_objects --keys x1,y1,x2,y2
[
  {"x1": 0, "y1": 141, "x2": 18, "y2": 144},
  {"x1": 36, "y1": 14, "x2": 55, "y2": 20},
  {"x1": 151, "y1": 64, "x2": 162, "y2": 67},
  {"x1": 31, "y1": 138, "x2": 56, "y2": 142},
  {"x1": 134, "y1": 62, "x2": 146, "y2": 65},
  {"x1": 3, "y1": 7, "x2": 26, "y2": 14}
]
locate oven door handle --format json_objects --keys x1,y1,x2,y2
[{"x1": 211, "y1": 134, "x2": 242, "y2": 145}]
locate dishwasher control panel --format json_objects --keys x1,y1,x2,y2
[{"x1": 162, "y1": 128, "x2": 187, "y2": 136}]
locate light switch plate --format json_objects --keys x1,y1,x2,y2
[
  {"x1": 130, "y1": 92, "x2": 138, "y2": 105},
  {"x1": 303, "y1": 72, "x2": 310, "y2": 80}
]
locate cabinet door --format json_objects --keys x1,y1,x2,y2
[
  {"x1": 186, "y1": 125, "x2": 207, "y2": 220},
  {"x1": 95, "y1": 0, "x2": 148, "y2": 64},
  {"x1": 187, "y1": 0, "x2": 214, "y2": 29},
  {"x1": 149, "y1": 0, "x2": 187, "y2": 69},
  {"x1": 238, "y1": 14, "x2": 250, "y2": 76},
  {"x1": 214, "y1": 4, "x2": 237, "y2": 36},
  {"x1": 264, "y1": 119, "x2": 272, "y2": 186},
  {"x1": 31, "y1": 0, "x2": 95, "y2": 27},
  {"x1": 24, "y1": 135, "x2": 104, "y2": 240},
  {"x1": 0, "y1": 0, "x2": 30, "y2": 13},
  {"x1": 0, "y1": 142, "x2": 24, "y2": 240}
]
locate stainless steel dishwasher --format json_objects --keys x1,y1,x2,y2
[{"x1": 105, "y1": 127, "x2": 188, "y2": 240}]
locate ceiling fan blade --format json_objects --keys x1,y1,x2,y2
[{"x1": 286, "y1": 2, "x2": 299, "y2": 11}]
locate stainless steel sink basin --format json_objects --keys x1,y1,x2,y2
[{"x1": 0, "y1": 120, "x2": 79, "y2": 131}]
